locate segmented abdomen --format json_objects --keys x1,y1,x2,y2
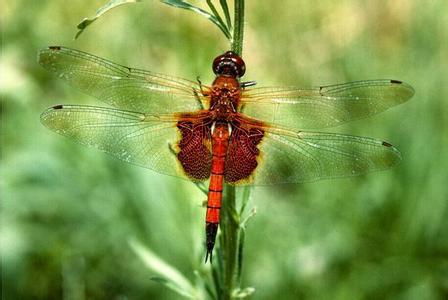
[{"x1": 205, "y1": 122, "x2": 229, "y2": 262}]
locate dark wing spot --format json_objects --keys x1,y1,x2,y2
[
  {"x1": 390, "y1": 79, "x2": 402, "y2": 84},
  {"x1": 53, "y1": 105, "x2": 64, "y2": 109},
  {"x1": 177, "y1": 120, "x2": 212, "y2": 180},
  {"x1": 382, "y1": 141, "x2": 393, "y2": 147},
  {"x1": 49, "y1": 46, "x2": 61, "y2": 50},
  {"x1": 225, "y1": 126, "x2": 264, "y2": 183}
]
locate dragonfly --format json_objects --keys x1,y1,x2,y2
[{"x1": 39, "y1": 46, "x2": 414, "y2": 262}]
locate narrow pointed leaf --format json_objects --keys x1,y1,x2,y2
[
  {"x1": 75, "y1": 0, "x2": 141, "y2": 39},
  {"x1": 194, "y1": 270, "x2": 217, "y2": 300},
  {"x1": 151, "y1": 277, "x2": 195, "y2": 299},
  {"x1": 206, "y1": 0, "x2": 228, "y2": 34},
  {"x1": 239, "y1": 186, "x2": 252, "y2": 215},
  {"x1": 161, "y1": 0, "x2": 231, "y2": 39},
  {"x1": 219, "y1": 0, "x2": 232, "y2": 30},
  {"x1": 129, "y1": 239, "x2": 196, "y2": 299},
  {"x1": 233, "y1": 287, "x2": 256, "y2": 298}
]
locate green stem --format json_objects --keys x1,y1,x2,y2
[
  {"x1": 219, "y1": 185, "x2": 239, "y2": 299},
  {"x1": 215, "y1": 2, "x2": 247, "y2": 299},
  {"x1": 231, "y1": 0, "x2": 245, "y2": 55},
  {"x1": 218, "y1": 185, "x2": 253, "y2": 299}
]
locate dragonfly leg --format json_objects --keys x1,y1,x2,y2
[
  {"x1": 167, "y1": 142, "x2": 178, "y2": 157},
  {"x1": 192, "y1": 76, "x2": 208, "y2": 110},
  {"x1": 197, "y1": 76, "x2": 210, "y2": 96},
  {"x1": 239, "y1": 103, "x2": 246, "y2": 113},
  {"x1": 240, "y1": 80, "x2": 257, "y2": 89}
]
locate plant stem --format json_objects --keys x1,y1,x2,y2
[
  {"x1": 231, "y1": 0, "x2": 245, "y2": 55},
  {"x1": 219, "y1": 185, "x2": 253, "y2": 299},
  {"x1": 219, "y1": 185, "x2": 239, "y2": 299},
  {"x1": 215, "y1": 2, "x2": 248, "y2": 299}
]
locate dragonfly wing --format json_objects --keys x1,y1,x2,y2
[
  {"x1": 225, "y1": 123, "x2": 264, "y2": 184},
  {"x1": 177, "y1": 115, "x2": 213, "y2": 181},
  {"x1": 40, "y1": 105, "x2": 212, "y2": 180},
  {"x1": 39, "y1": 47, "x2": 208, "y2": 114},
  {"x1": 241, "y1": 80, "x2": 414, "y2": 130},
  {"x1": 239, "y1": 126, "x2": 401, "y2": 185}
]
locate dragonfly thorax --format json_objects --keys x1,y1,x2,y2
[{"x1": 210, "y1": 75, "x2": 241, "y2": 120}]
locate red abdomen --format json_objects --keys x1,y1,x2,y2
[{"x1": 205, "y1": 122, "x2": 230, "y2": 262}]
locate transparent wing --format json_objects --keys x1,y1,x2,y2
[
  {"x1": 38, "y1": 46, "x2": 208, "y2": 114},
  {"x1": 40, "y1": 105, "x2": 210, "y2": 180},
  {"x1": 241, "y1": 80, "x2": 414, "y2": 130},
  {"x1": 244, "y1": 127, "x2": 402, "y2": 185}
]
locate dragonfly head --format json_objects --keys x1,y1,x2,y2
[{"x1": 212, "y1": 51, "x2": 246, "y2": 78}]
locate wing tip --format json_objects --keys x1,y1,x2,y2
[
  {"x1": 381, "y1": 140, "x2": 403, "y2": 167},
  {"x1": 41, "y1": 46, "x2": 64, "y2": 52},
  {"x1": 38, "y1": 46, "x2": 64, "y2": 65},
  {"x1": 390, "y1": 79, "x2": 402, "y2": 84},
  {"x1": 390, "y1": 79, "x2": 415, "y2": 100},
  {"x1": 381, "y1": 141, "x2": 393, "y2": 147},
  {"x1": 40, "y1": 105, "x2": 64, "y2": 123}
]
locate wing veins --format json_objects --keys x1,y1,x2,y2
[
  {"x1": 52, "y1": 47, "x2": 200, "y2": 90},
  {"x1": 298, "y1": 135, "x2": 374, "y2": 169},
  {"x1": 268, "y1": 132, "x2": 323, "y2": 176}
]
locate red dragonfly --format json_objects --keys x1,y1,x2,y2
[{"x1": 39, "y1": 46, "x2": 414, "y2": 262}]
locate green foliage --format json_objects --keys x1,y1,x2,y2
[
  {"x1": 159, "y1": 0, "x2": 245, "y2": 54},
  {"x1": 76, "y1": 0, "x2": 142, "y2": 39},
  {"x1": 76, "y1": 0, "x2": 245, "y2": 54},
  {"x1": 130, "y1": 239, "x2": 197, "y2": 298},
  {"x1": 161, "y1": 0, "x2": 231, "y2": 40}
]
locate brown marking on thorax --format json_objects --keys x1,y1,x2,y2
[{"x1": 209, "y1": 76, "x2": 241, "y2": 121}]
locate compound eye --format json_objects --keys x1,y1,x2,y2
[
  {"x1": 212, "y1": 55, "x2": 223, "y2": 74},
  {"x1": 231, "y1": 53, "x2": 246, "y2": 77},
  {"x1": 212, "y1": 51, "x2": 246, "y2": 77}
]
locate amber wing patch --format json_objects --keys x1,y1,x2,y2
[
  {"x1": 225, "y1": 123, "x2": 264, "y2": 183},
  {"x1": 177, "y1": 119, "x2": 212, "y2": 180}
]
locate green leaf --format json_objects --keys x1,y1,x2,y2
[
  {"x1": 219, "y1": 0, "x2": 232, "y2": 30},
  {"x1": 194, "y1": 270, "x2": 217, "y2": 300},
  {"x1": 129, "y1": 238, "x2": 196, "y2": 299},
  {"x1": 239, "y1": 186, "x2": 252, "y2": 215},
  {"x1": 75, "y1": 0, "x2": 142, "y2": 39},
  {"x1": 194, "y1": 181, "x2": 209, "y2": 196},
  {"x1": 232, "y1": 287, "x2": 255, "y2": 298},
  {"x1": 205, "y1": 0, "x2": 228, "y2": 35},
  {"x1": 150, "y1": 277, "x2": 195, "y2": 299},
  {"x1": 240, "y1": 207, "x2": 256, "y2": 228},
  {"x1": 161, "y1": 0, "x2": 231, "y2": 39}
]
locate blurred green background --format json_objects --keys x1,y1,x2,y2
[{"x1": 2, "y1": 0, "x2": 448, "y2": 299}]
